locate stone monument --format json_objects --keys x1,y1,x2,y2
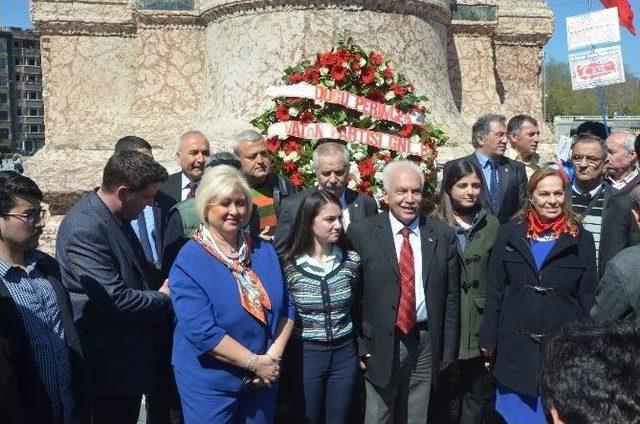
[{"x1": 28, "y1": 0, "x2": 553, "y2": 250}]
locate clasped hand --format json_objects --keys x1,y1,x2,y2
[{"x1": 251, "y1": 354, "x2": 281, "y2": 387}]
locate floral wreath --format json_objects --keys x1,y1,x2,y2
[{"x1": 252, "y1": 38, "x2": 448, "y2": 201}]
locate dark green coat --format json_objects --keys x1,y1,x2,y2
[{"x1": 456, "y1": 209, "x2": 499, "y2": 360}]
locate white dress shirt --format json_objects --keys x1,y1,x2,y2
[
  {"x1": 389, "y1": 213, "x2": 427, "y2": 323},
  {"x1": 339, "y1": 193, "x2": 351, "y2": 230},
  {"x1": 180, "y1": 173, "x2": 198, "y2": 201}
]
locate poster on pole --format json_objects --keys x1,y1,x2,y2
[
  {"x1": 569, "y1": 45, "x2": 625, "y2": 90},
  {"x1": 566, "y1": 7, "x2": 621, "y2": 50}
]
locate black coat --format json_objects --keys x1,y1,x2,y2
[
  {"x1": 274, "y1": 187, "x2": 378, "y2": 255},
  {"x1": 0, "y1": 253, "x2": 89, "y2": 424},
  {"x1": 156, "y1": 172, "x2": 183, "y2": 213},
  {"x1": 479, "y1": 221, "x2": 597, "y2": 396},
  {"x1": 445, "y1": 154, "x2": 527, "y2": 224},
  {"x1": 347, "y1": 213, "x2": 460, "y2": 388},
  {"x1": 599, "y1": 176, "x2": 640, "y2": 276}
]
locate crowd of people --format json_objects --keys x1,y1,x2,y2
[{"x1": 1, "y1": 113, "x2": 640, "y2": 424}]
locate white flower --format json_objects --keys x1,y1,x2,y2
[
  {"x1": 325, "y1": 80, "x2": 335, "y2": 87},
  {"x1": 410, "y1": 135, "x2": 421, "y2": 143},
  {"x1": 278, "y1": 150, "x2": 286, "y2": 159},
  {"x1": 353, "y1": 151, "x2": 366, "y2": 161},
  {"x1": 284, "y1": 151, "x2": 299, "y2": 163},
  {"x1": 278, "y1": 134, "x2": 288, "y2": 140},
  {"x1": 319, "y1": 67, "x2": 329, "y2": 76},
  {"x1": 342, "y1": 61, "x2": 349, "y2": 67},
  {"x1": 288, "y1": 107, "x2": 299, "y2": 117},
  {"x1": 375, "y1": 77, "x2": 384, "y2": 86},
  {"x1": 315, "y1": 99, "x2": 326, "y2": 107},
  {"x1": 386, "y1": 78, "x2": 393, "y2": 85},
  {"x1": 385, "y1": 91, "x2": 395, "y2": 100},
  {"x1": 374, "y1": 171, "x2": 383, "y2": 183},
  {"x1": 359, "y1": 57, "x2": 367, "y2": 67},
  {"x1": 347, "y1": 180, "x2": 357, "y2": 190},
  {"x1": 378, "y1": 65, "x2": 387, "y2": 72}
]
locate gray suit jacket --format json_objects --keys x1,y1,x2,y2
[
  {"x1": 56, "y1": 191, "x2": 172, "y2": 397},
  {"x1": 273, "y1": 187, "x2": 378, "y2": 255}
]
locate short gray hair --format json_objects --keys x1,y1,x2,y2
[
  {"x1": 572, "y1": 133, "x2": 607, "y2": 160},
  {"x1": 195, "y1": 165, "x2": 253, "y2": 227},
  {"x1": 609, "y1": 129, "x2": 637, "y2": 154},
  {"x1": 231, "y1": 129, "x2": 265, "y2": 156},
  {"x1": 472, "y1": 113, "x2": 506, "y2": 147},
  {"x1": 175, "y1": 130, "x2": 208, "y2": 153},
  {"x1": 312, "y1": 142, "x2": 350, "y2": 171},
  {"x1": 382, "y1": 160, "x2": 424, "y2": 191}
]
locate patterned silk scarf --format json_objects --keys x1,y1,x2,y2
[
  {"x1": 525, "y1": 210, "x2": 578, "y2": 239},
  {"x1": 193, "y1": 225, "x2": 272, "y2": 324}
]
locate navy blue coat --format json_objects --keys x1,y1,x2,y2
[
  {"x1": 56, "y1": 191, "x2": 172, "y2": 398},
  {"x1": 479, "y1": 221, "x2": 597, "y2": 396}
]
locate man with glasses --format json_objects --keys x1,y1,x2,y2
[
  {"x1": 569, "y1": 133, "x2": 609, "y2": 268},
  {"x1": 592, "y1": 187, "x2": 640, "y2": 324},
  {"x1": 0, "y1": 171, "x2": 88, "y2": 423},
  {"x1": 445, "y1": 113, "x2": 527, "y2": 224}
]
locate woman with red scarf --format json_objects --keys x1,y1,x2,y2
[{"x1": 479, "y1": 167, "x2": 597, "y2": 424}]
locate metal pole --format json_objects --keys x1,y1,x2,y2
[{"x1": 588, "y1": 0, "x2": 609, "y2": 136}]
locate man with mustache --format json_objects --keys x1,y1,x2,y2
[
  {"x1": 0, "y1": 171, "x2": 88, "y2": 423},
  {"x1": 157, "y1": 130, "x2": 210, "y2": 212},
  {"x1": 347, "y1": 161, "x2": 460, "y2": 423},
  {"x1": 273, "y1": 141, "x2": 377, "y2": 254},
  {"x1": 232, "y1": 129, "x2": 297, "y2": 240},
  {"x1": 506, "y1": 114, "x2": 541, "y2": 179}
]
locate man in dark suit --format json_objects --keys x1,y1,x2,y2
[
  {"x1": 273, "y1": 141, "x2": 378, "y2": 254},
  {"x1": 0, "y1": 171, "x2": 88, "y2": 423},
  {"x1": 56, "y1": 151, "x2": 173, "y2": 424},
  {"x1": 599, "y1": 130, "x2": 640, "y2": 274},
  {"x1": 446, "y1": 114, "x2": 527, "y2": 224},
  {"x1": 347, "y1": 161, "x2": 460, "y2": 424},
  {"x1": 157, "y1": 130, "x2": 210, "y2": 212}
]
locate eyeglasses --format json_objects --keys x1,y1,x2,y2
[
  {"x1": 570, "y1": 154, "x2": 603, "y2": 165},
  {"x1": 1, "y1": 208, "x2": 46, "y2": 225}
]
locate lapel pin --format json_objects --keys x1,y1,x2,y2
[
  {"x1": 505, "y1": 168, "x2": 509, "y2": 172},
  {"x1": 428, "y1": 237, "x2": 434, "y2": 242},
  {"x1": 354, "y1": 204, "x2": 359, "y2": 208}
]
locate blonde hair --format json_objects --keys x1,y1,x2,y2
[{"x1": 195, "y1": 165, "x2": 253, "y2": 226}]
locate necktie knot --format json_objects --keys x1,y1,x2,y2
[
  {"x1": 488, "y1": 159, "x2": 499, "y2": 170},
  {"x1": 187, "y1": 181, "x2": 197, "y2": 198},
  {"x1": 400, "y1": 227, "x2": 411, "y2": 239}
]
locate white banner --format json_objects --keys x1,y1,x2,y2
[
  {"x1": 569, "y1": 45, "x2": 625, "y2": 90},
  {"x1": 268, "y1": 121, "x2": 431, "y2": 156},
  {"x1": 266, "y1": 83, "x2": 425, "y2": 125},
  {"x1": 566, "y1": 7, "x2": 621, "y2": 51}
]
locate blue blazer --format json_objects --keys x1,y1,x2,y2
[
  {"x1": 170, "y1": 237, "x2": 295, "y2": 393},
  {"x1": 56, "y1": 191, "x2": 172, "y2": 397}
]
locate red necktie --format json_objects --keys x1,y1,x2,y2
[
  {"x1": 187, "y1": 182, "x2": 197, "y2": 199},
  {"x1": 396, "y1": 227, "x2": 417, "y2": 334}
]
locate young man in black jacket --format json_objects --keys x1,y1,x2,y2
[{"x1": 0, "y1": 171, "x2": 88, "y2": 423}]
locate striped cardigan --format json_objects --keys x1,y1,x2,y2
[{"x1": 283, "y1": 250, "x2": 360, "y2": 342}]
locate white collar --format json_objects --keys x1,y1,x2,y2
[
  {"x1": 388, "y1": 212, "x2": 419, "y2": 235},
  {"x1": 572, "y1": 182, "x2": 603, "y2": 197}
]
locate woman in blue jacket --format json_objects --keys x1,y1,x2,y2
[{"x1": 169, "y1": 165, "x2": 295, "y2": 424}]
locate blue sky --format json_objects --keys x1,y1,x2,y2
[{"x1": 1, "y1": 0, "x2": 638, "y2": 75}]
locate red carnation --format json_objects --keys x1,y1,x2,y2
[
  {"x1": 300, "y1": 109, "x2": 314, "y2": 123},
  {"x1": 357, "y1": 180, "x2": 372, "y2": 194},
  {"x1": 283, "y1": 162, "x2": 297, "y2": 173},
  {"x1": 266, "y1": 136, "x2": 280, "y2": 152},
  {"x1": 289, "y1": 72, "x2": 304, "y2": 84},
  {"x1": 290, "y1": 171, "x2": 304, "y2": 188},
  {"x1": 357, "y1": 157, "x2": 376, "y2": 178},
  {"x1": 319, "y1": 52, "x2": 338, "y2": 67},
  {"x1": 369, "y1": 52, "x2": 384, "y2": 66},
  {"x1": 398, "y1": 123, "x2": 414, "y2": 138},
  {"x1": 337, "y1": 49, "x2": 352, "y2": 63},
  {"x1": 390, "y1": 83, "x2": 408, "y2": 96},
  {"x1": 367, "y1": 89, "x2": 385, "y2": 103},
  {"x1": 331, "y1": 66, "x2": 348, "y2": 82},
  {"x1": 384, "y1": 67, "x2": 393, "y2": 79},
  {"x1": 275, "y1": 105, "x2": 290, "y2": 121},
  {"x1": 361, "y1": 66, "x2": 376, "y2": 85},
  {"x1": 304, "y1": 69, "x2": 320, "y2": 84},
  {"x1": 352, "y1": 55, "x2": 363, "y2": 70},
  {"x1": 283, "y1": 140, "x2": 301, "y2": 154}
]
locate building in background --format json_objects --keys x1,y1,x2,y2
[
  {"x1": 0, "y1": 28, "x2": 44, "y2": 154},
  {"x1": 554, "y1": 115, "x2": 640, "y2": 137}
]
